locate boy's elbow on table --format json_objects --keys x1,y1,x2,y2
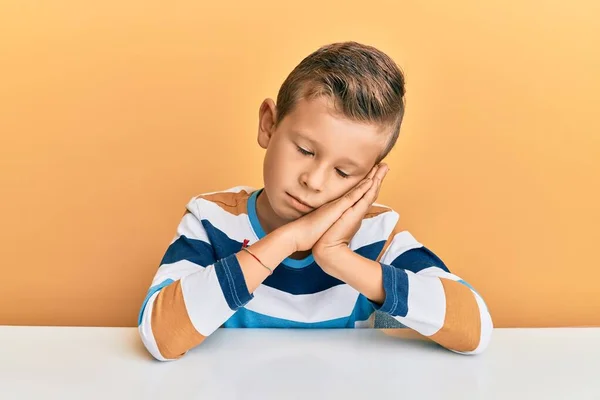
[
  {"x1": 138, "y1": 280, "x2": 210, "y2": 361},
  {"x1": 430, "y1": 289, "x2": 494, "y2": 356},
  {"x1": 447, "y1": 307, "x2": 494, "y2": 355}
]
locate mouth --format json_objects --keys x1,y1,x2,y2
[{"x1": 286, "y1": 192, "x2": 315, "y2": 211}]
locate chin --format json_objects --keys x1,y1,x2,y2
[
  {"x1": 278, "y1": 195, "x2": 309, "y2": 221},
  {"x1": 262, "y1": 188, "x2": 297, "y2": 222},
  {"x1": 274, "y1": 202, "x2": 303, "y2": 222}
]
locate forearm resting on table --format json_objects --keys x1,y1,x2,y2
[
  {"x1": 317, "y1": 247, "x2": 491, "y2": 354},
  {"x1": 139, "y1": 227, "x2": 296, "y2": 360}
]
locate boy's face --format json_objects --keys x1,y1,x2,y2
[{"x1": 256, "y1": 96, "x2": 388, "y2": 229}]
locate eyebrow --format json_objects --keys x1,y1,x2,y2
[{"x1": 293, "y1": 131, "x2": 361, "y2": 168}]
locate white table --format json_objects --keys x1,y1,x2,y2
[{"x1": 0, "y1": 326, "x2": 598, "y2": 399}]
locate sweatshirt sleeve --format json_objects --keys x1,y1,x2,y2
[
  {"x1": 374, "y1": 227, "x2": 493, "y2": 355},
  {"x1": 138, "y1": 201, "x2": 253, "y2": 361}
]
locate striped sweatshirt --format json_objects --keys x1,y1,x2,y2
[{"x1": 138, "y1": 186, "x2": 493, "y2": 360}]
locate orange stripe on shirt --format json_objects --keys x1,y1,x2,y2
[
  {"x1": 364, "y1": 204, "x2": 392, "y2": 219},
  {"x1": 151, "y1": 280, "x2": 206, "y2": 359},
  {"x1": 429, "y1": 278, "x2": 481, "y2": 352},
  {"x1": 196, "y1": 190, "x2": 252, "y2": 216}
]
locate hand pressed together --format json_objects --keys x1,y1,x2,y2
[
  {"x1": 283, "y1": 163, "x2": 389, "y2": 270},
  {"x1": 312, "y1": 163, "x2": 389, "y2": 267}
]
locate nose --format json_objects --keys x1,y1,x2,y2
[{"x1": 300, "y1": 164, "x2": 327, "y2": 192}]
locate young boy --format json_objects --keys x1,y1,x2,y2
[{"x1": 138, "y1": 41, "x2": 493, "y2": 361}]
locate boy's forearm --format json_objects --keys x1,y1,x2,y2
[
  {"x1": 237, "y1": 226, "x2": 296, "y2": 293},
  {"x1": 318, "y1": 247, "x2": 492, "y2": 354},
  {"x1": 316, "y1": 248, "x2": 386, "y2": 304}
]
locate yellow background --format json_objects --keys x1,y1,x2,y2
[{"x1": 1, "y1": 1, "x2": 599, "y2": 327}]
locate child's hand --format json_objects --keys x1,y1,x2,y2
[
  {"x1": 313, "y1": 163, "x2": 389, "y2": 264},
  {"x1": 284, "y1": 176, "x2": 375, "y2": 253}
]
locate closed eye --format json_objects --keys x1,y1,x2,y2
[
  {"x1": 297, "y1": 146, "x2": 350, "y2": 178},
  {"x1": 336, "y1": 169, "x2": 350, "y2": 179},
  {"x1": 296, "y1": 146, "x2": 314, "y2": 156}
]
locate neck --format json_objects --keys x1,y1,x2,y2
[{"x1": 255, "y1": 189, "x2": 286, "y2": 235}]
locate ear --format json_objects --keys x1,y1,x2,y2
[{"x1": 257, "y1": 98, "x2": 277, "y2": 149}]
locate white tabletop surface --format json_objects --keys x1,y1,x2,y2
[{"x1": 0, "y1": 326, "x2": 598, "y2": 400}]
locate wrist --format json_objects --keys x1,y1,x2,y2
[
  {"x1": 271, "y1": 224, "x2": 298, "y2": 256},
  {"x1": 236, "y1": 225, "x2": 297, "y2": 294},
  {"x1": 314, "y1": 245, "x2": 352, "y2": 273}
]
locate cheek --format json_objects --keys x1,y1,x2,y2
[{"x1": 263, "y1": 145, "x2": 294, "y2": 185}]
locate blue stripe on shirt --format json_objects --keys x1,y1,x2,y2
[
  {"x1": 389, "y1": 246, "x2": 450, "y2": 273},
  {"x1": 375, "y1": 263, "x2": 409, "y2": 317},
  {"x1": 160, "y1": 235, "x2": 216, "y2": 267},
  {"x1": 214, "y1": 253, "x2": 253, "y2": 310},
  {"x1": 354, "y1": 240, "x2": 386, "y2": 261},
  {"x1": 263, "y1": 263, "x2": 346, "y2": 295}
]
